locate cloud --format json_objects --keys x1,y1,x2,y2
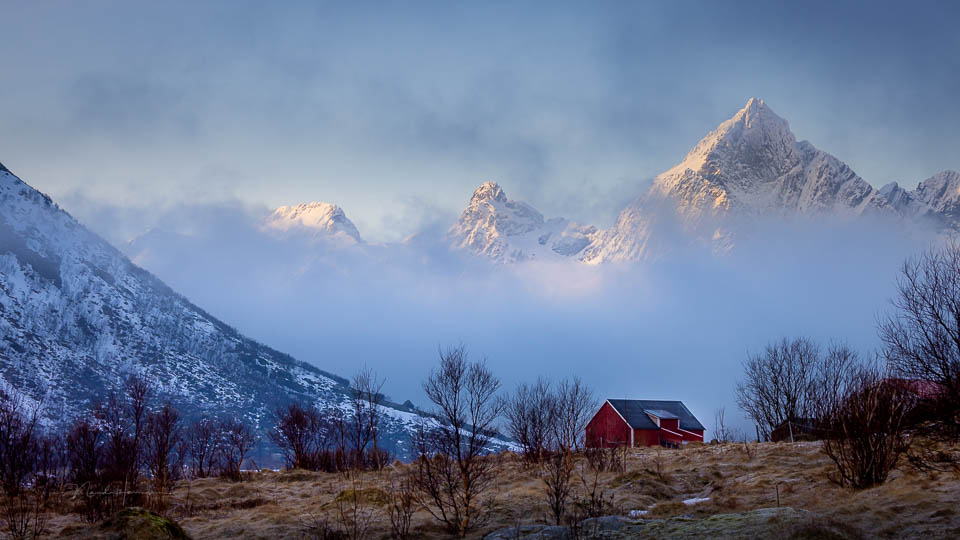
[{"x1": 99, "y1": 200, "x2": 938, "y2": 438}]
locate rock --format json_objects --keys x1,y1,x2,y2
[{"x1": 97, "y1": 507, "x2": 189, "y2": 540}]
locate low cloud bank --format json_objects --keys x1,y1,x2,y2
[{"x1": 79, "y1": 200, "x2": 939, "y2": 438}]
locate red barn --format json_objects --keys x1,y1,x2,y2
[{"x1": 585, "y1": 399, "x2": 705, "y2": 448}]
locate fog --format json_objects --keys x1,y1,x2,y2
[{"x1": 65, "y1": 197, "x2": 938, "y2": 438}]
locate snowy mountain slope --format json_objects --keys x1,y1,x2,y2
[
  {"x1": 0, "y1": 163, "x2": 500, "y2": 460},
  {"x1": 449, "y1": 182, "x2": 597, "y2": 262},
  {"x1": 580, "y1": 98, "x2": 895, "y2": 263},
  {"x1": 264, "y1": 201, "x2": 362, "y2": 244},
  {"x1": 880, "y1": 171, "x2": 960, "y2": 230}
]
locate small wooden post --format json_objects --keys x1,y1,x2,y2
[
  {"x1": 776, "y1": 484, "x2": 780, "y2": 507},
  {"x1": 788, "y1": 420, "x2": 795, "y2": 443},
  {"x1": 755, "y1": 424, "x2": 761, "y2": 443}
]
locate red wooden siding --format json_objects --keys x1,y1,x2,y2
[
  {"x1": 585, "y1": 401, "x2": 631, "y2": 448},
  {"x1": 659, "y1": 418, "x2": 679, "y2": 431},
  {"x1": 586, "y1": 401, "x2": 705, "y2": 448},
  {"x1": 633, "y1": 428, "x2": 660, "y2": 447}
]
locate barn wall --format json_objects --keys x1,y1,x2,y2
[
  {"x1": 585, "y1": 402, "x2": 631, "y2": 448},
  {"x1": 681, "y1": 429, "x2": 704, "y2": 442},
  {"x1": 634, "y1": 429, "x2": 661, "y2": 447},
  {"x1": 660, "y1": 418, "x2": 679, "y2": 431}
]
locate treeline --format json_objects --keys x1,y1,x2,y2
[
  {"x1": 731, "y1": 240, "x2": 960, "y2": 489},
  {"x1": 0, "y1": 366, "x2": 395, "y2": 538},
  {"x1": 0, "y1": 375, "x2": 257, "y2": 536}
]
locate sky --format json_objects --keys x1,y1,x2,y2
[
  {"x1": 2, "y1": 1, "x2": 959, "y2": 436},
  {"x1": 2, "y1": 1, "x2": 959, "y2": 243}
]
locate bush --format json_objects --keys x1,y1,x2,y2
[{"x1": 821, "y1": 365, "x2": 916, "y2": 489}]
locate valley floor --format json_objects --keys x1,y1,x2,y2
[{"x1": 49, "y1": 440, "x2": 960, "y2": 539}]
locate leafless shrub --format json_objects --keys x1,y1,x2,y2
[
  {"x1": 412, "y1": 344, "x2": 504, "y2": 537},
  {"x1": 540, "y1": 451, "x2": 573, "y2": 525},
  {"x1": 567, "y1": 465, "x2": 616, "y2": 533},
  {"x1": 387, "y1": 472, "x2": 416, "y2": 540},
  {"x1": 821, "y1": 364, "x2": 916, "y2": 488},
  {"x1": 583, "y1": 443, "x2": 624, "y2": 473},
  {"x1": 740, "y1": 440, "x2": 757, "y2": 461},
  {"x1": 713, "y1": 406, "x2": 732, "y2": 443},
  {"x1": 299, "y1": 512, "x2": 344, "y2": 540},
  {"x1": 334, "y1": 475, "x2": 375, "y2": 540},
  {"x1": 880, "y1": 240, "x2": 960, "y2": 436},
  {"x1": 652, "y1": 447, "x2": 668, "y2": 480}
]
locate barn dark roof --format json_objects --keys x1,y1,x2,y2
[{"x1": 606, "y1": 399, "x2": 705, "y2": 431}]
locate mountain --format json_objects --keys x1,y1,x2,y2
[
  {"x1": 449, "y1": 182, "x2": 597, "y2": 262},
  {"x1": 0, "y1": 163, "x2": 459, "y2": 460},
  {"x1": 880, "y1": 171, "x2": 960, "y2": 230},
  {"x1": 580, "y1": 98, "x2": 928, "y2": 263},
  {"x1": 264, "y1": 202, "x2": 362, "y2": 244}
]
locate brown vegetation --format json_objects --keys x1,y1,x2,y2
[{"x1": 33, "y1": 439, "x2": 960, "y2": 539}]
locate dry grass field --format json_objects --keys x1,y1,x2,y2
[{"x1": 47, "y1": 440, "x2": 960, "y2": 539}]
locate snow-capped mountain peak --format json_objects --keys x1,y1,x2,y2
[
  {"x1": 264, "y1": 201, "x2": 362, "y2": 243},
  {"x1": 909, "y1": 170, "x2": 960, "y2": 228},
  {"x1": 449, "y1": 182, "x2": 596, "y2": 262},
  {"x1": 666, "y1": 97, "x2": 796, "y2": 184},
  {"x1": 470, "y1": 181, "x2": 509, "y2": 205},
  {"x1": 581, "y1": 98, "x2": 892, "y2": 263}
]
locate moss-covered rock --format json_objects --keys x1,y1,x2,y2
[
  {"x1": 333, "y1": 487, "x2": 390, "y2": 507},
  {"x1": 98, "y1": 507, "x2": 189, "y2": 540}
]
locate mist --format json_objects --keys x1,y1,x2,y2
[{"x1": 64, "y1": 198, "x2": 936, "y2": 438}]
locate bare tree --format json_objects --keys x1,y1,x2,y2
[
  {"x1": 97, "y1": 374, "x2": 152, "y2": 498},
  {"x1": 880, "y1": 240, "x2": 960, "y2": 434},
  {"x1": 271, "y1": 402, "x2": 328, "y2": 471},
  {"x1": 0, "y1": 395, "x2": 40, "y2": 498},
  {"x1": 736, "y1": 338, "x2": 860, "y2": 441},
  {"x1": 219, "y1": 419, "x2": 256, "y2": 481},
  {"x1": 505, "y1": 378, "x2": 555, "y2": 463},
  {"x1": 413, "y1": 344, "x2": 505, "y2": 537},
  {"x1": 145, "y1": 402, "x2": 183, "y2": 500},
  {"x1": 821, "y1": 363, "x2": 916, "y2": 488},
  {"x1": 735, "y1": 338, "x2": 820, "y2": 440},
  {"x1": 66, "y1": 418, "x2": 105, "y2": 522},
  {"x1": 0, "y1": 395, "x2": 50, "y2": 539},
  {"x1": 349, "y1": 368, "x2": 386, "y2": 469},
  {"x1": 713, "y1": 406, "x2": 732, "y2": 443},
  {"x1": 551, "y1": 377, "x2": 597, "y2": 453},
  {"x1": 184, "y1": 418, "x2": 221, "y2": 479}
]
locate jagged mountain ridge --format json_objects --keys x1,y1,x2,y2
[
  {"x1": 882, "y1": 171, "x2": 960, "y2": 230},
  {"x1": 447, "y1": 181, "x2": 597, "y2": 262},
  {"x1": 0, "y1": 164, "x2": 441, "y2": 460},
  {"x1": 580, "y1": 98, "x2": 900, "y2": 262}
]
